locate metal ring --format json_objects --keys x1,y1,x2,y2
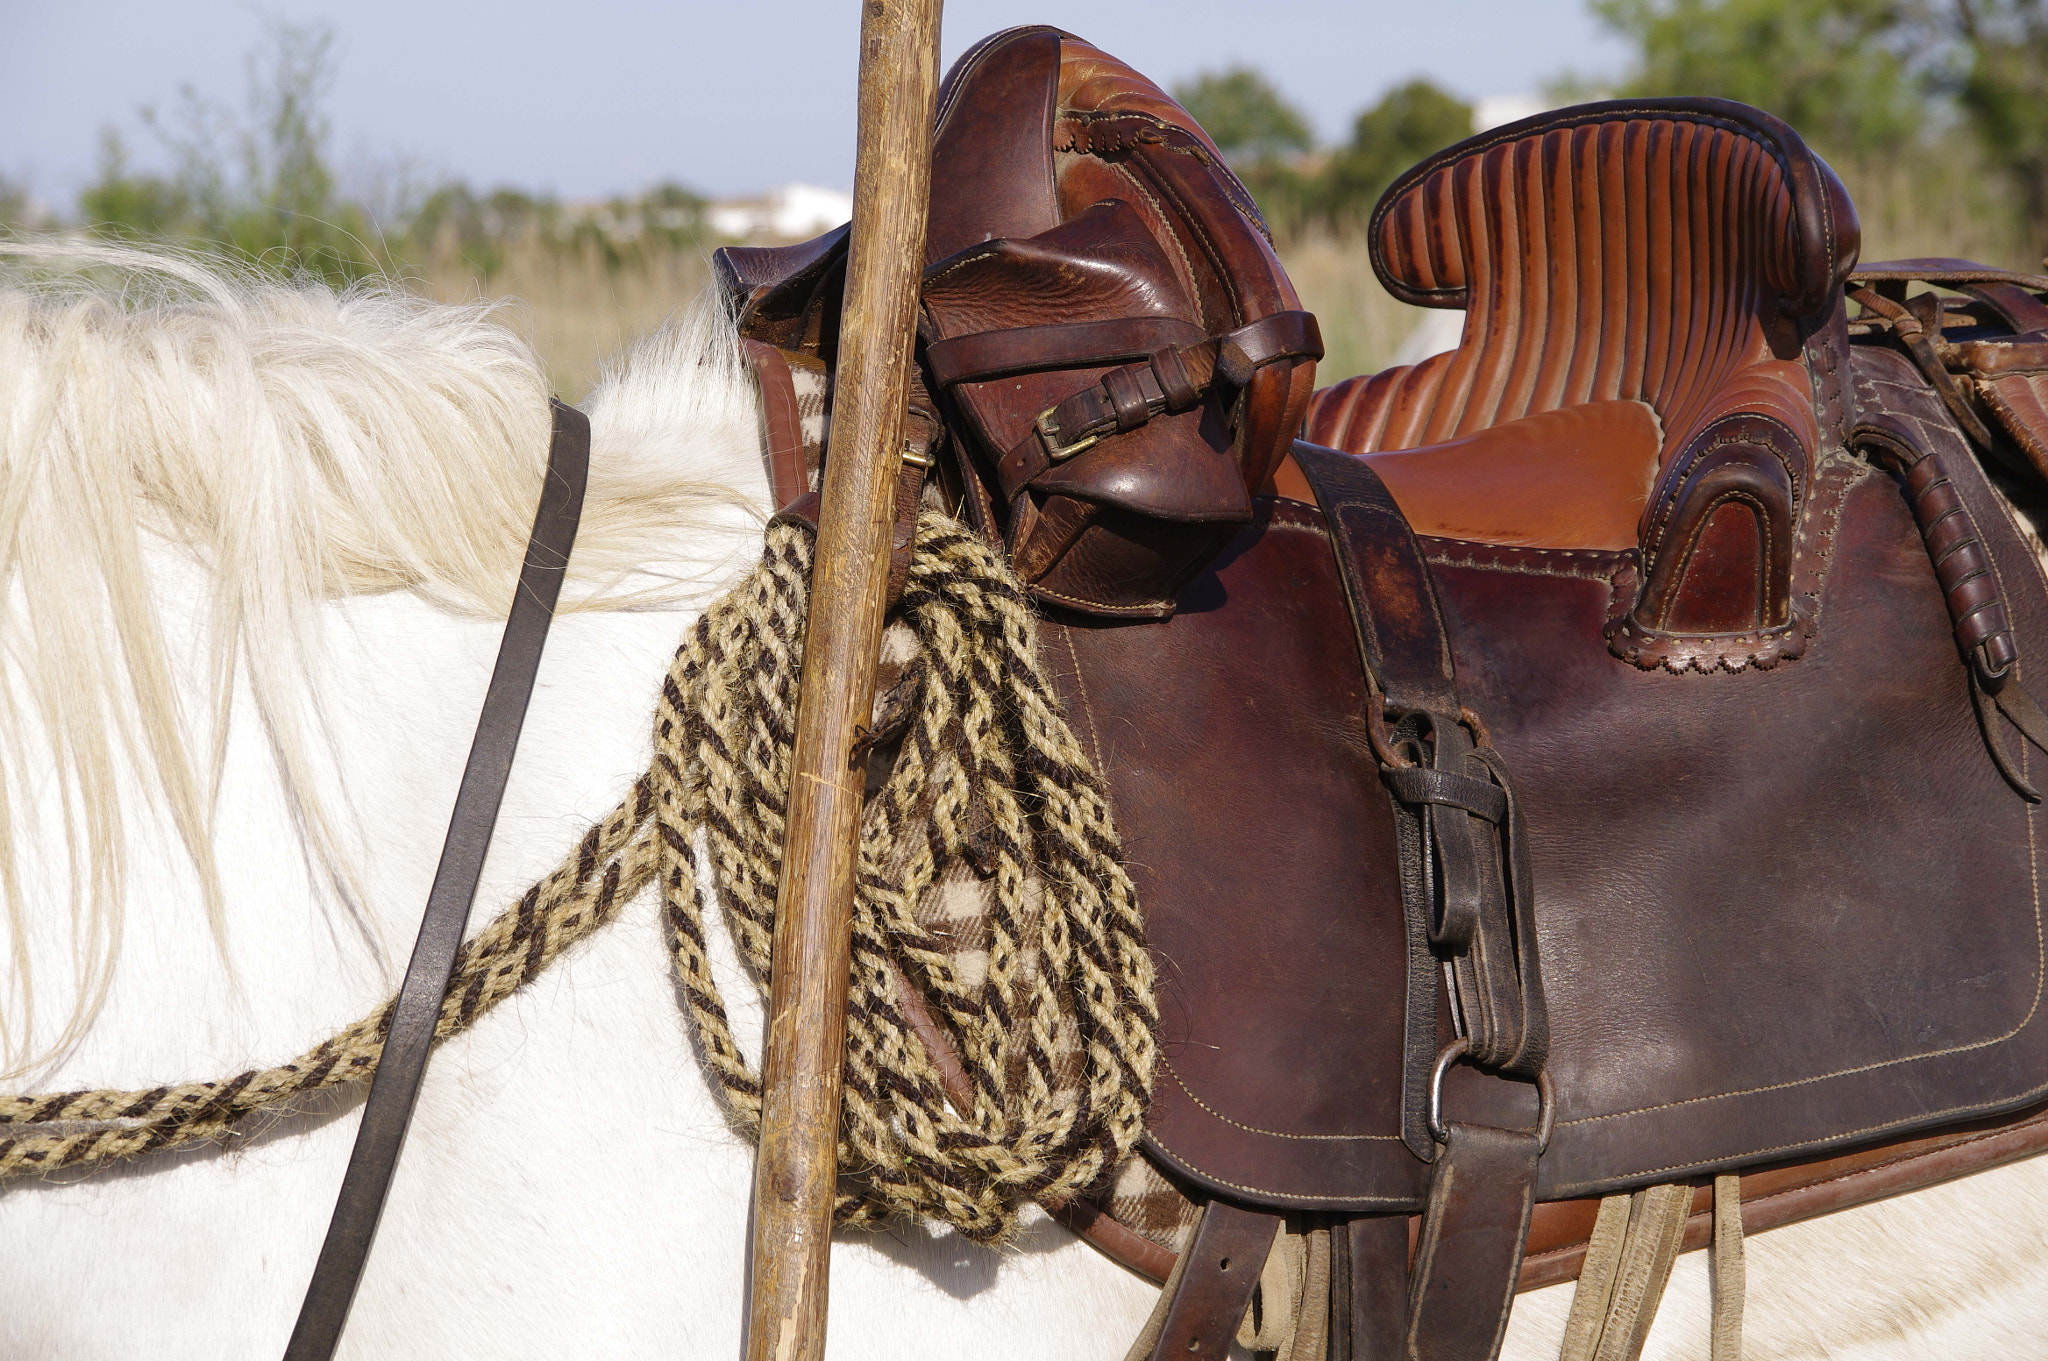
[
  {"x1": 1426, "y1": 1038, "x2": 1556, "y2": 1153},
  {"x1": 1425, "y1": 1038, "x2": 1470, "y2": 1145}
]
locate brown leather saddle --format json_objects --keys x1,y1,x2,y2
[{"x1": 722, "y1": 28, "x2": 2048, "y2": 1361}]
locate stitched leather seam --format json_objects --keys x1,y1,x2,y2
[
  {"x1": 1421, "y1": 546, "x2": 1628, "y2": 582},
  {"x1": 1584, "y1": 1075, "x2": 2048, "y2": 1187},
  {"x1": 1518, "y1": 1119, "x2": 2048, "y2": 1273},
  {"x1": 1102, "y1": 167, "x2": 1209, "y2": 329},
  {"x1": 1566, "y1": 440, "x2": 2043, "y2": 1134},
  {"x1": 1143, "y1": 1134, "x2": 1413, "y2": 1207},
  {"x1": 1029, "y1": 582, "x2": 1175, "y2": 615},
  {"x1": 1654, "y1": 487, "x2": 1775, "y2": 631},
  {"x1": 1057, "y1": 624, "x2": 1109, "y2": 779},
  {"x1": 1159, "y1": 1055, "x2": 1402, "y2": 1142},
  {"x1": 1641, "y1": 418, "x2": 1803, "y2": 565},
  {"x1": 1733, "y1": 1118, "x2": 2048, "y2": 1209},
  {"x1": 1609, "y1": 453, "x2": 1861, "y2": 671}
]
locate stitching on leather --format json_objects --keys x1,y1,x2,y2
[
  {"x1": 1028, "y1": 582, "x2": 1175, "y2": 615},
  {"x1": 1057, "y1": 624, "x2": 1109, "y2": 780},
  {"x1": 1158, "y1": 1055, "x2": 1402, "y2": 1142},
  {"x1": 1657, "y1": 486, "x2": 1775, "y2": 629},
  {"x1": 1580, "y1": 1075, "x2": 2048, "y2": 1187},
  {"x1": 1522, "y1": 1117, "x2": 2048, "y2": 1271},
  {"x1": 1102, "y1": 166, "x2": 1209, "y2": 325},
  {"x1": 1141, "y1": 1136, "x2": 1414, "y2": 1207},
  {"x1": 1734, "y1": 1117, "x2": 2048, "y2": 1209},
  {"x1": 1421, "y1": 543, "x2": 1630, "y2": 582},
  {"x1": 1563, "y1": 393, "x2": 2046, "y2": 1145},
  {"x1": 1641, "y1": 416, "x2": 1804, "y2": 565},
  {"x1": 1563, "y1": 773, "x2": 2041, "y2": 1132},
  {"x1": 1609, "y1": 449, "x2": 1862, "y2": 671}
]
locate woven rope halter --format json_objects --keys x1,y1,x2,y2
[{"x1": 0, "y1": 510, "x2": 1158, "y2": 1244}]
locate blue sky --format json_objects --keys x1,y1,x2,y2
[{"x1": 4, "y1": 1, "x2": 1632, "y2": 206}]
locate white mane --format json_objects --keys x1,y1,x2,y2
[{"x1": 0, "y1": 240, "x2": 768, "y2": 1074}]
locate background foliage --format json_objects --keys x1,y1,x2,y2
[{"x1": 9, "y1": 5, "x2": 2048, "y2": 389}]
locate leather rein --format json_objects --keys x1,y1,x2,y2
[{"x1": 283, "y1": 400, "x2": 590, "y2": 1361}]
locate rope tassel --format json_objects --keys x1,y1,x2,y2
[{"x1": 0, "y1": 511, "x2": 1158, "y2": 1245}]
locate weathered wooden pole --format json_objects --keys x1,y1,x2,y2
[{"x1": 743, "y1": 3, "x2": 943, "y2": 1360}]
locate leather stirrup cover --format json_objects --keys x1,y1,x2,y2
[{"x1": 919, "y1": 26, "x2": 1320, "y2": 617}]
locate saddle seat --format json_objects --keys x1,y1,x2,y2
[
  {"x1": 1301, "y1": 99, "x2": 1858, "y2": 670},
  {"x1": 1271, "y1": 399, "x2": 1664, "y2": 550}
]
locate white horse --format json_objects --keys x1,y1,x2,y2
[{"x1": 0, "y1": 243, "x2": 2042, "y2": 1361}]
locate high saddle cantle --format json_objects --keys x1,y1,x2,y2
[{"x1": 721, "y1": 29, "x2": 2048, "y2": 1361}]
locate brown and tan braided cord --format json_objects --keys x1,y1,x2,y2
[{"x1": 0, "y1": 511, "x2": 1155, "y2": 1244}]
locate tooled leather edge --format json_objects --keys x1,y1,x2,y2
[{"x1": 1605, "y1": 450, "x2": 1865, "y2": 674}]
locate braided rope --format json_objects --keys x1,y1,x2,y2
[{"x1": 0, "y1": 511, "x2": 1155, "y2": 1244}]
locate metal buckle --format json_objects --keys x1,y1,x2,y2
[
  {"x1": 1426, "y1": 1038, "x2": 1555, "y2": 1152},
  {"x1": 1035, "y1": 407, "x2": 1102, "y2": 462}
]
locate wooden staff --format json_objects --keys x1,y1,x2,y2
[{"x1": 743, "y1": 2, "x2": 943, "y2": 1359}]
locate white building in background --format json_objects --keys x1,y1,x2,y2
[
  {"x1": 1474, "y1": 95, "x2": 1548, "y2": 132},
  {"x1": 707, "y1": 183, "x2": 853, "y2": 242}
]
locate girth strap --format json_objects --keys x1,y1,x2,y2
[
  {"x1": 1406, "y1": 1124, "x2": 1542, "y2": 1361},
  {"x1": 1132, "y1": 1201, "x2": 1284, "y2": 1360},
  {"x1": 283, "y1": 400, "x2": 591, "y2": 1361}
]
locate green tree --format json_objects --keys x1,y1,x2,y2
[
  {"x1": 78, "y1": 131, "x2": 191, "y2": 239},
  {"x1": 80, "y1": 20, "x2": 383, "y2": 282},
  {"x1": 1590, "y1": 0, "x2": 1934, "y2": 161},
  {"x1": 1951, "y1": 0, "x2": 2048, "y2": 224},
  {"x1": 1172, "y1": 67, "x2": 1316, "y2": 167},
  {"x1": 1318, "y1": 81, "x2": 1474, "y2": 226}
]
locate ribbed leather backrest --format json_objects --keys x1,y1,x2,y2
[{"x1": 1310, "y1": 99, "x2": 1858, "y2": 456}]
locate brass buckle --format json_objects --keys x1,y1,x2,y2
[{"x1": 1035, "y1": 407, "x2": 1102, "y2": 462}]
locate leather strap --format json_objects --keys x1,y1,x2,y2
[
  {"x1": 991, "y1": 311, "x2": 1323, "y2": 498},
  {"x1": 1291, "y1": 440, "x2": 1546, "y2": 1080},
  {"x1": 283, "y1": 400, "x2": 590, "y2": 1361},
  {"x1": 1404, "y1": 1124, "x2": 1540, "y2": 1361},
  {"x1": 740, "y1": 339, "x2": 813, "y2": 509},
  {"x1": 1285, "y1": 441, "x2": 1459, "y2": 714},
  {"x1": 1344, "y1": 1216, "x2": 1410, "y2": 1361},
  {"x1": 1141, "y1": 1201, "x2": 1283, "y2": 1360},
  {"x1": 923, "y1": 316, "x2": 1207, "y2": 388}
]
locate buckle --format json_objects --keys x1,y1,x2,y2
[
  {"x1": 1427, "y1": 1038, "x2": 1555, "y2": 1151},
  {"x1": 1035, "y1": 407, "x2": 1103, "y2": 462}
]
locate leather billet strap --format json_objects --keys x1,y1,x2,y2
[
  {"x1": 1290, "y1": 440, "x2": 1547, "y2": 1082},
  {"x1": 924, "y1": 310, "x2": 1322, "y2": 500},
  {"x1": 1405, "y1": 1124, "x2": 1542, "y2": 1361},
  {"x1": 923, "y1": 315, "x2": 1207, "y2": 388},
  {"x1": 1136, "y1": 1201, "x2": 1283, "y2": 1361},
  {"x1": 284, "y1": 400, "x2": 591, "y2": 1361},
  {"x1": 1291, "y1": 440, "x2": 1545, "y2": 1361}
]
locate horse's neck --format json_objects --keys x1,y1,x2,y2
[{"x1": 27, "y1": 545, "x2": 733, "y2": 1093}]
